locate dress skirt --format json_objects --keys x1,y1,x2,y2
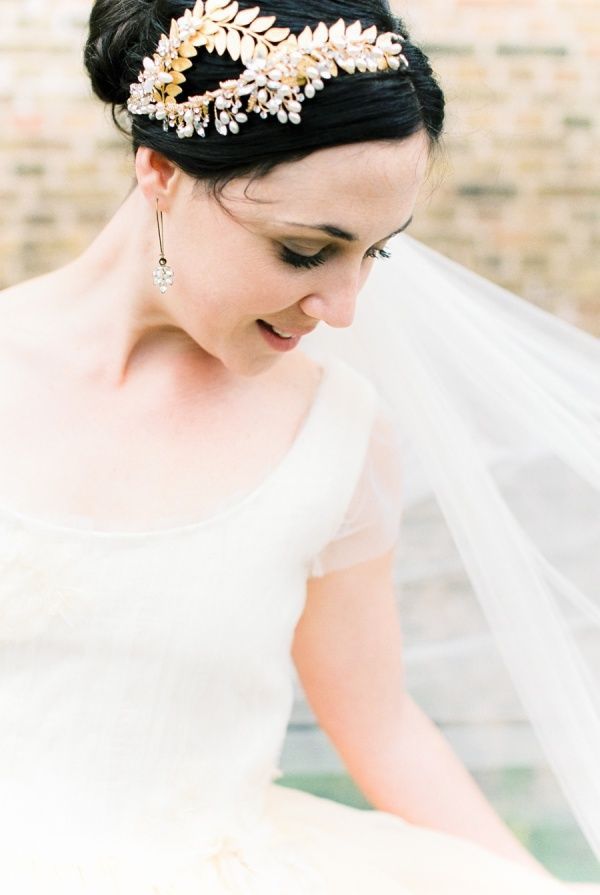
[{"x1": 0, "y1": 782, "x2": 581, "y2": 894}]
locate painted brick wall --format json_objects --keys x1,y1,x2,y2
[{"x1": 0, "y1": 0, "x2": 598, "y2": 332}]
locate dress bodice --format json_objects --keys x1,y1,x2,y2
[{"x1": 0, "y1": 355, "x2": 393, "y2": 887}]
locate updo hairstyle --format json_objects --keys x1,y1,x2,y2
[{"x1": 84, "y1": 0, "x2": 445, "y2": 200}]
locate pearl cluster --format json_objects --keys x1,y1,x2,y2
[{"x1": 127, "y1": 5, "x2": 409, "y2": 140}]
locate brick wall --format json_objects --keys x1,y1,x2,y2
[
  {"x1": 0, "y1": 0, "x2": 598, "y2": 332},
  {"x1": 397, "y1": 0, "x2": 600, "y2": 333}
]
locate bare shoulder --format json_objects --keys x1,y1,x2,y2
[
  {"x1": 0, "y1": 272, "x2": 53, "y2": 309},
  {"x1": 0, "y1": 282, "x2": 37, "y2": 364},
  {"x1": 0, "y1": 275, "x2": 55, "y2": 353}
]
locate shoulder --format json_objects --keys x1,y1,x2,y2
[
  {"x1": 0, "y1": 282, "x2": 37, "y2": 367},
  {"x1": 0, "y1": 271, "x2": 54, "y2": 315},
  {"x1": 0, "y1": 274, "x2": 57, "y2": 358}
]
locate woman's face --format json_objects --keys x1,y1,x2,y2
[{"x1": 162, "y1": 130, "x2": 430, "y2": 376}]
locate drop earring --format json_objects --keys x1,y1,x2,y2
[{"x1": 153, "y1": 199, "x2": 175, "y2": 294}]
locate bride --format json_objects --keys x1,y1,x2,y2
[{"x1": 0, "y1": 0, "x2": 598, "y2": 891}]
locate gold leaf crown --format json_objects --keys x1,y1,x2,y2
[{"x1": 127, "y1": 0, "x2": 409, "y2": 138}]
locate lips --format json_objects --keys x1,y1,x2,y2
[{"x1": 258, "y1": 320, "x2": 317, "y2": 337}]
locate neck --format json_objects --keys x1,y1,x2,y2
[{"x1": 42, "y1": 185, "x2": 204, "y2": 390}]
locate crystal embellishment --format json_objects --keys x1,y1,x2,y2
[
  {"x1": 127, "y1": 2, "x2": 409, "y2": 139},
  {"x1": 0, "y1": 520, "x2": 86, "y2": 642},
  {"x1": 153, "y1": 257, "x2": 175, "y2": 294}
]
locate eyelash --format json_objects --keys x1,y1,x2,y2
[{"x1": 279, "y1": 245, "x2": 392, "y2": 270}]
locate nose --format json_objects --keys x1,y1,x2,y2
[{"x1": 300, "y1": 268, "x2": 365, "y2": 329}]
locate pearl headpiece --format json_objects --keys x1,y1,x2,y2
[{"x1": 127, "y1": 0, "x2": 409, "y2": 139}]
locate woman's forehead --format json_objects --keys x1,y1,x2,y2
[{"x1": 222, "y1": 134, "x2": 429, "y2": 227}]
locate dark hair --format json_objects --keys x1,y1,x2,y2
[{"x1": 84, "y1": 0, "x2": 445, "y2": 200}]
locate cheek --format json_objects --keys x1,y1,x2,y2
[
  {"x1": 197, "y1": 236, "x2": 304, "y2": 319},
  {"x1": 248, "y1": 260, "x2": 305, "y2": 312}
]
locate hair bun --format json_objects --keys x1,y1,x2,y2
[{"x1": 84, "y1": 0, "x2": 160, "y2": 107}]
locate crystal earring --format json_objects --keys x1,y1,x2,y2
[{"x1": 153, "y1": 199, "x2": 175, "y2": 294}]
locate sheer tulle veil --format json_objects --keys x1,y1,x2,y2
[{"x1": 302, "y1": 233, "x2": 600, "y2": 861}]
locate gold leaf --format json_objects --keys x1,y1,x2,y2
[
  {"x1": 263, "y1": 27, "x2": 290, "y2": 43},
  {"x1": 227, "y1": 28, "x2": 241, "y2": 61},
  {"x1": 166, "y1": 85, "x2": 183, "y2": 98},
  {"x1": 214, "y1": 27, "x2": 228, "y2": 55},
  {"x1": 240, "y1": 33, "x2": 256, "y2": 63},
  {"x1": 211, "y1": 3, "x2": 238, "y2": 22},
  {"x1": 234, "y1": 6, "x2": 260, "y2": 26},
  {"x1": 329, "y1": 61, "x2": 338, "y2": 77},
  {"x1": 169, "y1": 71, "x2": 187, "y2": 85},
  {"x1": 377, "y1": 56, "x2": 387, "y2": 70},
  {"x1": 329, "y1": 18, "x2": 346, "y2": 42},
  {"x1": 362, "y1": 24, "x2": 377, "y2": 43},
  {"x1": 179, "y1": 41, "x2": 198, "y2": 58},
  {"x1": 313, "y1": 22, "x2": 328, "y2": 46},
  {"x1": 206, "y1": 0, "x2": 229, "y2": 12},
  {"x1": 171, "y1": 57, "x2": 194, "y2": 72},
  {"x1": 249, "y1": 15, "x2": 276, "y2": 33},
  {"x1": 346, "y1": 20, "x2": 362, "y2": 40},
  {"x1": 297, "y1": 26, "x2": 313, "y2": 50},
  {"x1": 205, "y1": 36, "x2": 215, "y2": 52}
]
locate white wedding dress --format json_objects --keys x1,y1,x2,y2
[{"x1": 0, "y1": 351, "x2": 576, "y2": 893}]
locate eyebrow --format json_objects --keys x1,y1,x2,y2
[{"x1": 278, "y1": 214, "x2": 414, "y2": 242}]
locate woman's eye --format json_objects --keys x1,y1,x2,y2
[
  {"x1": 280, "y1": 247, "x2": 328, "y2": 269},
  {"x1": 279, "y1": 245, "x2": 392, "y2": 270},
  {"x1": 365, "y1": 247, "x2": 392, "y2": 261}
]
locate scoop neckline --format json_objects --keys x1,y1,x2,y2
[{"x1": 0, "y1": 356, "x2": 337, "y2": 540}]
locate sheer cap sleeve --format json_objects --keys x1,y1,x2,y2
[{"x1": 308, "y1": 397, "x2": 403, "y2": 578}]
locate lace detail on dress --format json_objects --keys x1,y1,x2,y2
[
  {"x1": 0, "y1": 518, "x2": 85, "y2": 641},
  {"x1": 2, "y1": 819, "x2": 328, "y2": 894},
  {"x1": 191, "y1": 819, "x2": 327, "y2": 894}
]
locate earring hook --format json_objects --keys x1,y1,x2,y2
[{"x1": 156, "y1": 198, "x2": 166, "y2": 260}]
